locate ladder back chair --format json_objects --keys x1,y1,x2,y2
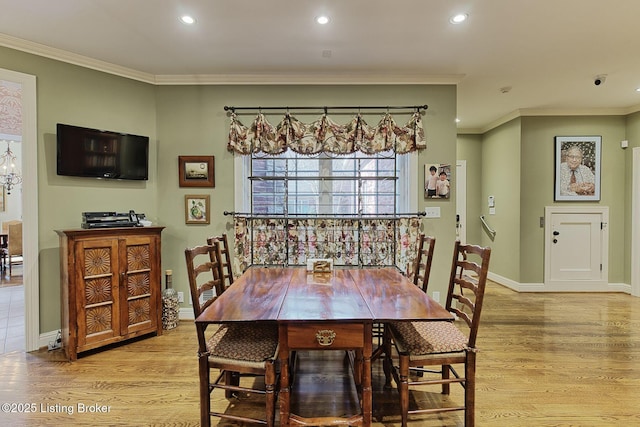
[
  {"x1": 383, "y1": 240, "x2": 491, "y2": 427},
  {"x1": 185, "y1": 243, "x2": 279, "y2": 427},
  {"x1": 408, "y1": 234, "x2": 436, "y2": 293},
  {"x1": 2, "y1": 220, "x2": 22, "y2": 276},
  {"x1": 372, "y1": 234, "x2": 437, "y2": 363},
  {"x1": 206, "y1": 233, "x2": 234, "y2": 289}
]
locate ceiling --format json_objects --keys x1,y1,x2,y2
[{"x1": 2, "y1": 0, "x2": 640, "y2": 133}]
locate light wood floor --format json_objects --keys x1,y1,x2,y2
[{"x1": 1, "y1": 281, "x2": 640, "y2": 426}]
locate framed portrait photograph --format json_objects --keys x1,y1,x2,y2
[
  {"x1": 178, "y1": 156, "x2": 215, "y2": 187},
  {"x1": 554, "y1": 136, "x2": 601, "y2": 201},
  {"x1": 424, "y1": 163, "x2": 452, "y2": 199},
  {"x1": 185, "y1": 194, "x2": 210, "y2": 224}
]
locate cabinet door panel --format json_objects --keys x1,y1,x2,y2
[
  {"x1": 121, "y1": 235, "x2": 159, "y2": 335},
  {"x1": 75, "y1": 239, "x2": 121, "y2": 349}
]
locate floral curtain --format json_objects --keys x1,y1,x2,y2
[
  {"x1": 228, "y1": 111, "x2": 426, "y2": 155},
  {"x1": 233, "y1": 216, "x2": 422, "y2": 273}
]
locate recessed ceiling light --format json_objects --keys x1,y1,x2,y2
[
  {"x1": 180, "y1": 15, "x2": 196, "y2": 25},
  {"x1": 455, "y1": 118, "x2": 461, "y2": 123},
  {"x1": 636, "y1": 87, "x2": 640, "y2": 92},
  {"x1": 316, "y1": 15, "x2": 330, "y2": 25},
  {"x1": 450, "y1": 13, "x2": 468, "y2": 24}
]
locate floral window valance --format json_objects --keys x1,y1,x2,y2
[{"x1": 227, "y1": 110, "x2": 426, "y2": 155}]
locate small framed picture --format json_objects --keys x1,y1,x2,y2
[
  {"x1": 554, "y1": 136, "x2": 601, "y2": 201},
  {"x1": 179, "y1": 156, "x2": 215, "y2": 187},
  {"x1": 185, "y1": 194, "x2": 210, "y2": 224},
  {"x1": 424, "y1": 163, "x2": 451, "y2": 199}
]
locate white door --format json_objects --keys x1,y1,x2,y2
[
  {"x1": 544, "y1": 206, "x2": 608, "y2": 291},
  {"x1": 456, "y1": 161, "x2": 466, "y2": 244}
]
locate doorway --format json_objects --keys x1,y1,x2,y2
[
  {"x1": 544, "y1": 206, "x2": 609, "y2": 291},
  {"x1": 0, "y1": 68, "x2": 39, "y2": 352},
  {"x1": 456, "y1": 160, "x2": 467, "y2": 243}
]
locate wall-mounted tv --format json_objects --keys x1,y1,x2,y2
[{"x1": 56, "y1": 123, "x2": 149, "y2": 181}]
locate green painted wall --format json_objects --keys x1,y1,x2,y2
[
  {"x1": 155, "y1": 84, "x2": 458, "y2": 304},
  {"x1": 1, "y1": 46, "x2": 158, "y2": 331},
  {"x1": 5, "y1": 39, "x2": 638, "y2": 337},
  {"x1": 481, "y1": 119, "x2": 522, "y2": 281},
  {"x1": 458, "y1": 115, "x2": 630, "y2": 285},
  {"x1": 456, "y1": 134, "x2": 482, "y2": 246},
  {"x1": 2, "y1": 44, "x2": 458, "y2": 334},
  {"x1": 520, "y1": 116, "x2": 626, "y2": 283}
]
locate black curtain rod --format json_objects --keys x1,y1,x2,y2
[{"x1": 223, "y1": 105, "x2": 428, "y2": 113}]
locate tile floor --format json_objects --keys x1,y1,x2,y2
[{"x1": 0, "y1": 283, "x2": 24, "y2": 355}]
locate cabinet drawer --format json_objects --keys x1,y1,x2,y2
[{"x1": 286, "y1": 322, "x2": 364, "y2": 350}]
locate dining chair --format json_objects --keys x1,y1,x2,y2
[
  {"x1": 383, "y1": 240, "x2": 491, "y2": 427},
  {"x1": 372, "y1": 234, "x2": 436, "y2": 363},
  {"x1": 206, "y1": 233, "x2": 234, "y2": 288},
  {"x1": 407, "y1": 234, "x2": 436, "y2": 293},
  {"x1": 185, "y1": 243, "x2": 279, "y2": 427},
  {"x1": 6, "y1": 221, "x2": 22, "y2": 276}
]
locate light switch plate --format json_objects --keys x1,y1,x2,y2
[{"x1": 424, "y1": 207, "x2": 441, "y2": 218}]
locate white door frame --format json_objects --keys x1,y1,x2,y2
[
  {"x1": 544, "y1": 205, "x2": 608, "y2": 291},
  {"x1": 0, "y1": 68, "x2": 39, "y2": 351},
  {"x1": 632, "y1": 148, "x2": 640, "y2": 297},
  {"x1": 456, "y1": 160, "x2": 467, "y2": 243}
]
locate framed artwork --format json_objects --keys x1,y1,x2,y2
[
  {"x1": 554, "y1": 136, "x2": 601, "y2": 201},
  {"x1": 185, "y1": 194, "x2": 210, "y2": 224},
  {"x1": 424, "y1": 163, "x2": 451, "y2": 199},
  {"x1": 178, "y1": 156, "x2": 215, "y2": 187}
]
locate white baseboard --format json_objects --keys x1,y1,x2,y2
[
  {"x1": 180, "y1": 307, "x2": 195, "y2": 320},
  {"x1": 488, "y1": 271, "x2": 632, "y2": 294}
]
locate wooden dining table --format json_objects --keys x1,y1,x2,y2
[{"x1": 195, "y1": 266, "x2": 453, "y2": 427}]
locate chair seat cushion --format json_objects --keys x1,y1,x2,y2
[
  {"x1": 389, "y1": 320, "x2": 468, "y2": 355},
  {"x1": 206, "y1": 322, "x2": 278, "y2": 365}
]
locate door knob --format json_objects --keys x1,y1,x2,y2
[{"x1": 553, "y1": 231, "x2": 560, "y2": 236}]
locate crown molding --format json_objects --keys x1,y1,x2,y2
[
  {"x1": 458, "y1": 104, "x2": 640, "y2": 135},
  {"x1": 153, "y1": 73, "x2": 465, "y2": 86},
  {"x1": 0, "y1": 33, "x2": 156, "y2": 84},
  {"x1": 0, "y1": 32, "x2": 464, "y2": 87}
]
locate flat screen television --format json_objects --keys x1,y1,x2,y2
[{"x1": 56, "y1": 123, "x2": 149, "y2": 180}]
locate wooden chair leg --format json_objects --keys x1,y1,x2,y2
[
  {"x1": 399, "y1": 354, "x2": 410, "y2": 427},
  {"x1": 199, "y1": 355, "x2": 211, "y2": 427},
  {"x1": 465, "y1": 351, "x2": 476, "y2": 427},
  {"x1": 382, "y1": 328, "x2": 393, "y2": 389},
  {"x1": 442, "y1": 363, "x2": 451, "y2": 395},
  {"x1": 224, "y1": 371, "x2": 239, "y2": 398},
  {"x1": 265, "y1": 360, "x2": 276, "y2": 427}
]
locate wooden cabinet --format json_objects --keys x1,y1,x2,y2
[{"x1": 56, "y1": 226, "x2": 164, "y2": 360}]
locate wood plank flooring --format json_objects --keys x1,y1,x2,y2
[{"x1": 1, "y1": 281, "x2": 640, "y2": 426}]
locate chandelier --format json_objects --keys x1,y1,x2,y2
[{"x1": 0, "y1": 140, "x2": 22, "y2": 195}]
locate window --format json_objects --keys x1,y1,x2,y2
[{"x1": 248, "y1": 150, "x2": 411, "y2": 215}]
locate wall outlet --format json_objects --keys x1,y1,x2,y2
[
  {"x1": 432, "y1": 291, "x2": 440, "y2": 304},
  {"x1": 177, "y1": 292, "x2": 184, "y2": 303}
]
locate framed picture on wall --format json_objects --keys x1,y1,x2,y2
[
  {"x1": 185, "y1": 194, "x2": 210, "y2": 224},
  {"x1": 554, "y1": 136, "x2": 601, "y2": 201},
  {"x1": 178, "y1": 156, "x2": 215, "y2": 187},
  {"x1": 424, "y1": 163, "x2": 451, "y2": 199}
]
